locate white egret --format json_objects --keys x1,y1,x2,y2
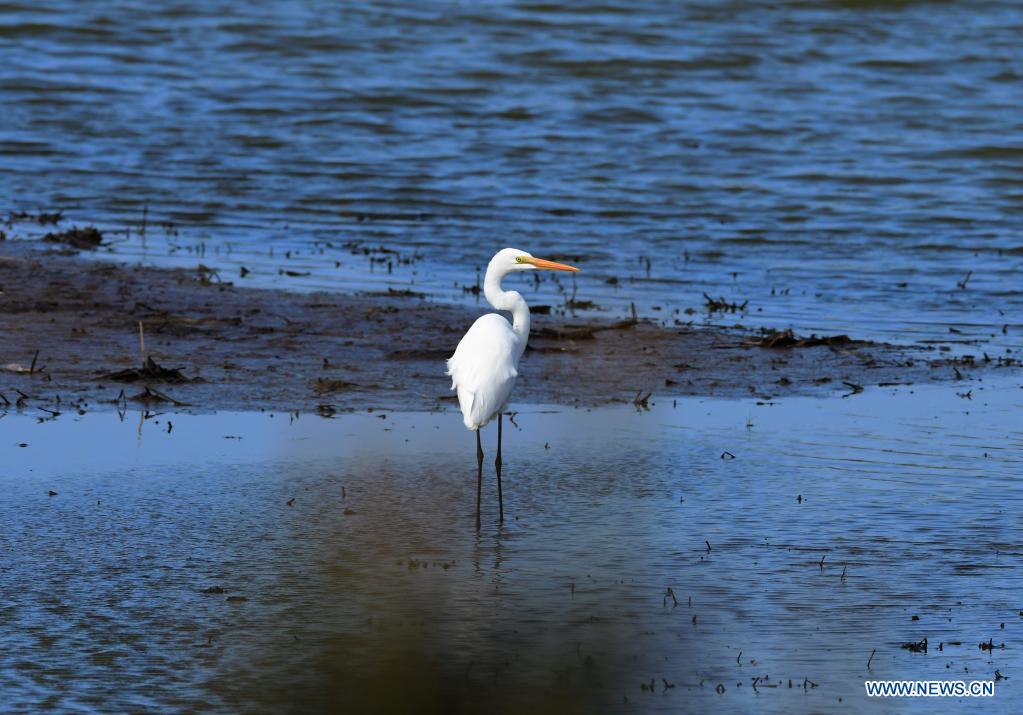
[{"x1": 446, "y1": 247, "x2": 579, "y2": 529}]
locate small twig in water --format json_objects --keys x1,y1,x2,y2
[
  {"x1": 957, "y1": 271, "x2": 972, "y2": 290},
  {"x1": 867, "y1": 649, "x2": 876, "y2": 669},
  {"x1": 138, "y1": 321, "x2": 146, "y2": 367},
  {"x1": 819, "y1": 554, "x2": 826, "y2": 570}
]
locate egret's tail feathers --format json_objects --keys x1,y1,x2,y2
[
  {"x1": 445, "y1": 356, "x2": 457, "y2": 390},
  {"x1": 460, "y1": 387, "x2": 482, "y2": 430}
]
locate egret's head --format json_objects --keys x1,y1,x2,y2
[{"x1": 494, "y1": 247, "x2": 580, "y2": 273}]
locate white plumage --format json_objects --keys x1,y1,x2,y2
[{"x1": 447, "y1": 313, "x2": 519, "y2": 430}]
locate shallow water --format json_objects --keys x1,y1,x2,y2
[
  {"x1": 2, "y1": 1, "x2": 1022, "y2": 354},
  {"x1": 2, "y1": 379, "x2": 1021, "y2": 712}
]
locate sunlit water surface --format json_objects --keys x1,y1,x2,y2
[
  {"x1": 2, "y1": 1, "x2": 1022, "y2": 355},
  {"x1": 2, "y1": 379, "x2": 1021, "y2": 712}
]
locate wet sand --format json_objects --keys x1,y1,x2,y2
[{"x1": 0, "y1": 242, "x2": 1008, "y2": 415}]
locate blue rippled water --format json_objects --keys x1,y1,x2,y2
[{"x1": 2, "y1": 1, "x2": 1021, "y2": 351}]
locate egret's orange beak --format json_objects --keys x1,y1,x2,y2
[{"x1": 525, "y1": 256, "x2": 580, "y2": 272}]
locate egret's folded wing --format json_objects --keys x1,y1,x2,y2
[{"x1": 446, "y1": 313, "x2": 519, "y2": 429}]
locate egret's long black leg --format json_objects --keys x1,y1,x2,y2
[
  {"x1": 476, "y1": 429, "x2": 484, "y2": 531},
  {"x1": 496, "y1": 413, "x2": 504, "y2": 523}
]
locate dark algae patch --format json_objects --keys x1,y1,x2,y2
[
  {"x1": 104, "y1": 356, "x2": 192, "y2": 383},
  {"x1": 0, "y1": 243, "x2": 1014, "y2": 414},
  {"x1": 42, "y1": 226, "x2": 103, "y2": 250},
  {"x1": 752, "y1": 329, "x2": 857, "y2": 349}
]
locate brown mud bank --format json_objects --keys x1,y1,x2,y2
[{"x1": 0, "y1": 243, "x2": 1010, "y2": 415}]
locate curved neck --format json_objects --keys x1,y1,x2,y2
[{"x1": 484, "y1": 261, "x2": 529, "y2": 355}]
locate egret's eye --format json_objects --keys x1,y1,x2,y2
[{"x1": 515, "y1": 256, "x2": 526, "y2": 263}]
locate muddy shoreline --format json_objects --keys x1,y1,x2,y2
[{"x1": 0, "y1": 241, "x2": 1008, "y2": 415}]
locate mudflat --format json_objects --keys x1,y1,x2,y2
[{"x1": 0, "y1": 243, "x2": 1005, "y2": 415}]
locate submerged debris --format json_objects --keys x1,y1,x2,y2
[
  {"x1": 703, "y1": 293, "x2": 748, "y2": 313},
  {"x1": 901, "y1": 638, "x2": 928, "y2": 653},
  {"x1": 389, "y1": 348, "x2": 451, "y2": 360},
  {"x1": 127, "y1": 386, "x2": 189, "y2": 406},
  {"x1": 104, "y1": 356, "x2": 190, "y2": 383},
  {"x1": 43, "y1": 226, "x2": 103, "y2": 250},
  {"x1": 536, "y1": 325, "x2": 599, "y2": 341},
  {"x1": 842, "y1": 381, "x2": 864, "y2": 396},
  {"x1": 633, "y1": 390, "x2": 651, "y2": 410},
  {"x1": 754, "y1": 329, "x2": 854, "y2": 349},
  {"x1": 365, "y1": 288, "x2": 425, "y2": 298},
  {"x1": 196, "y1": 264, "x2": 221, "y2": 285},
  {"x1": 314, "y1": 378, "x2": 358, "y2": 394},
  {"x1": 37, "y1": 210, "x2": 63, "y2": 225},
  {"x1": 5, "y1": 209, "x2": 63, "y2": 225}
]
